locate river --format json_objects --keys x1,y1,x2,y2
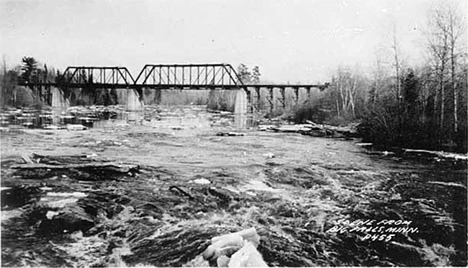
[{"x1": 1, "y1": 105, "x2": 466, "y2": 267}]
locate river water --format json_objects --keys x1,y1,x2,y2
[{"x1": 1, "y1": 105, "x2": 466, "y2": 267}]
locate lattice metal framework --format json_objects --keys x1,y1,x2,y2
[
  {"x1": 134, "y1": 64, "x2": 245, "y2": 89},
  {"x1": 22, "y1": 64, "x2": 329, "y2": 95},
  {"x1": 62, "y1": 67, "x2": 135, "y2": 86}
]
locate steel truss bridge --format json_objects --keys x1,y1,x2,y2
[{"x1": 21, "y1": 63, "x2": 329, "y2": 109}]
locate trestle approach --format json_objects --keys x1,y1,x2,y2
[{"x1": 19, "y1": 63, "x2": 329, "y2": 111}]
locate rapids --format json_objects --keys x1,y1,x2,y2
[{"x1": 1, "y1": 105, "x2": 466, "y2": 267}]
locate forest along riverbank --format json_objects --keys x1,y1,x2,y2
[{"x1": 1, "y1": 106, "x2": 467, "y2": 267}]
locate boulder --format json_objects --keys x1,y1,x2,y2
[{"x1": 39, "y1": 205, "x2": 94, "y2": 234}]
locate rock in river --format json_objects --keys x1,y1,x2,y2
[{"x1": 39, "y1": 205, "x2": 95, "y2": 234}]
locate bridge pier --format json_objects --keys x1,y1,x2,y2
[
  {"x1": 125, "y1": 88, "x2": 144, "y2": 124},
  {"x1": 51, "y1": 87, "x2": 69, "y2": 125},
  {"x1": 126, "y1": 88, "x2": 144, "y2": 111},
  {"x1": 255, "y1": 87, "x2": 261, "y2": 111},
  {"x1": 245, "y1": 89, "x2": 253, "y2": 113},
  {"x1": 22, "y1": 65, "x2": 328, "y2": 116},
  {"x1": 294, "y1": 88, "x2": 299, "y2": 106},
  {"x1": 51, "y1": 87, "x2": 69, "y2": 108},
  {"x1": 234, "y1": 89, "x2": 248, "y2": 129},
  {"x1": 45, "y1": 85, "x2": 52, "y2": 105},
  {"x1": 234, "y1": 89, "x2": 248, "y2": 114},
  {"x1": 279, "y1": 87, "x2": 286, "y2": 109},
  {"x1": 267, "y1": 88, "x2": 274, "y2": 112}
]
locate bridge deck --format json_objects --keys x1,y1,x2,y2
[
  {"x1": 22, "y1": 83, "x2": 327, "y2": 90},
  {"x1": 20, "y1": 64, "x2": 329, "y2": 90}
]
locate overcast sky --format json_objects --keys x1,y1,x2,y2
[{"x1": 0, "y1": 0, "x2": 466, "y2": 83}]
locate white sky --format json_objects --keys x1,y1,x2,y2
[{"x1": 0, "y1": 0, "x2": 466, "y2": 83}]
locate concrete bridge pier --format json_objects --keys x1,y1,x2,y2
[
  {"x1": 51, "y1": 87, "x2": 69, "y2": 108},
  {"x1": 234, "y1": 89, "x2": 248, "y2": 129},
  {"x1": 126, "y1": 88, "x2": 144, "y2": 111},
  {"x1": 51, "y1": 87, "x2": 69, "y2": 125},
  {"x1": 126, "y1": 88, "x2": 145, "y2": 124},
  {"x1": 234, "y1": 89, "x2": 247, "y2": 113}
]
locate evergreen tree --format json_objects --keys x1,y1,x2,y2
[
  {"x1": 20, "y1": 57, "x2": 38, "y2": 83},
  {"x1": 402, "y1": 69, "x2": 419, "y2": 109},
  {"x1": 251, "y1": 66, "x2": 261, "y2": 84},
  {"x1": 237, "y1": 64, "x2": 251, "y2": 83}
]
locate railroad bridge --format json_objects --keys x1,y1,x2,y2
[{"x1": 21, "y1": 63, "x2": 329, "y2": 112}]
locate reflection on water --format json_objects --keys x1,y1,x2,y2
[
  {"x1": 0, "y1": 105, "x2": 258, "y2": 132},
  {"x1": 234, "y1": 114, "x2": 247, "y2": 129},
  {"x1": 51, "y1": 108, "x2": 68, "y2": 126}
]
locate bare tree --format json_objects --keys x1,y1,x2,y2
[
  {"x1": 370, "y1": 49, "x2": 388, "y2": 108},
  {"x1": 391, "y1": 25, "x2": 403, "y2": 103},
  {"x1": 425, "y1": 7, "x2": 448, "y2": 130},
  {"x1": 1, "y1": 55, "x2": 7, "y2": 76},
  {"x1": 446, "y1": 6, "x2": 466, "y2": 134},
  {"x1": 417, "y1": 63, "x2": 434, "y2": 124},
  {"x1": 332, "y1": 66, "x2": 364, "y2": 117},
  {"x1": 425, "y1": 3, "x2": 466, "y2": 134}
]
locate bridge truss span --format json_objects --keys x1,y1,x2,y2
[
  {"x1": 62, "y1": 66, "x2": 135, "y2": 87},
  {"x1": 134, "y1": 64, "x2": 246, "y2": 89},
  {"x1": 20, "y1": 63, "x2": 330, "y2": 111}
]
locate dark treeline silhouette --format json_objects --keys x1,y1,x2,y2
[{"x1": 358, "y1": 67, "x2": 467, "y2": 152}]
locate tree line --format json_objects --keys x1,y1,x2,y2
[
  {"x1": 0, "y1": 56, "x2": 124, "y2": 107},
  {"x1": 1, "y1": 56, "x2": 63, "y2": 107},
  {"x1": 0, "y1": 60, "x2": 261, "y2": 108},
  {"x1": 299, "y1": 3, "x2": 467, "y2": 152}
]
